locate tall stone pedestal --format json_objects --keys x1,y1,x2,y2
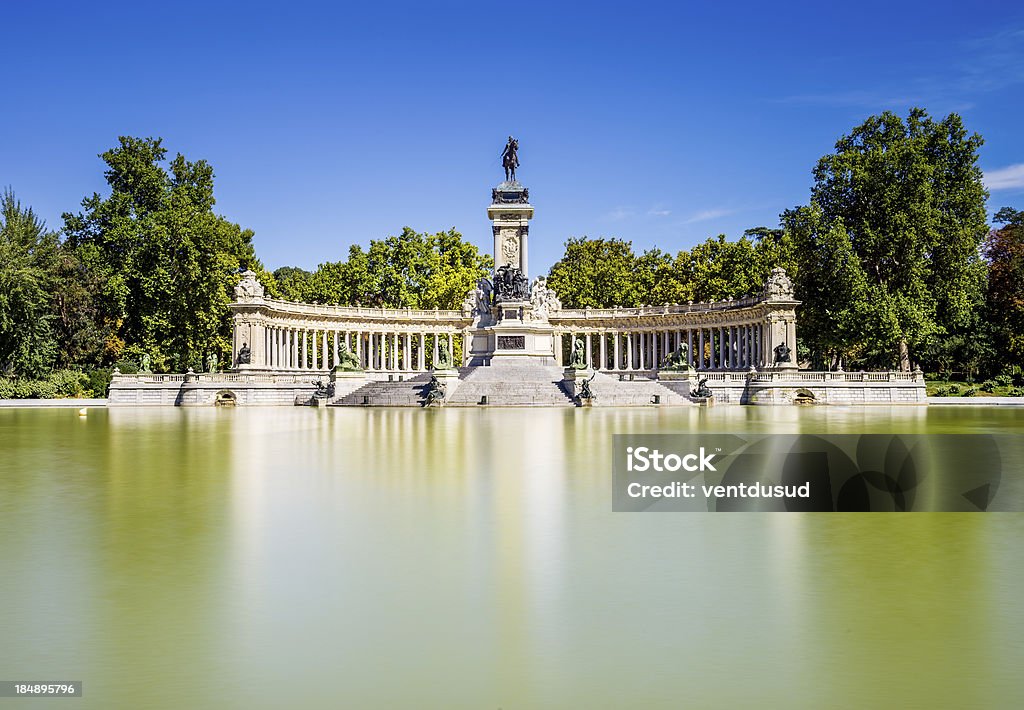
[{"x1": 468, "y1": 300, "x2": 557, "y2": 366}]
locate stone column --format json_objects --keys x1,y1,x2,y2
[
  {"x1": 613, "y1": 332, "x2": 620, "y2": 370},
  {"x1": 447, "y1": 333, "x2": 454, "y2": 365},
  {"x1": 687, "y1": 329, "x2": 694, "y2": 367},
  {"x1": 600, "y1": 333, "x2": 607, "y2": 371},
  {"x1": 585, "y1": 333, "x2": 592, "y2": 368},
  {"x1": 698, "y1": 329, "x2": 705, "y2": 369}
]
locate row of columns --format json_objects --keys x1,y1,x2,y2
[
  {"x1": 563, "y1": 325, "x2": 766, "y2": 371},
  {"x1": 264, "y1": 327, "x2": 458, "y2": 372}
]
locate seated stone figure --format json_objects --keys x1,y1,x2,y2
[
  {"x1": 773, "y1": 342, "x2": 792, "y2": 364},
  {"x1": 335, "y1": 343, "x2": 362, "y2": 371},
  {"x1": 568, "y1": 338, "x2": 588, "y2": 370},
  {"x1": 435, "y1": 342, "x2": 453, "y2": 370},
  {"x1": 691, "y1": 377, "x2": 713, "y2": 399},
  {"x1": 424, "y1": 375, "x2": 446, "y2": 406},
  {"x1": 578, "y1": 372, "x2": 597, "y2": 401},
  {"x1": 661, "y1": 344, "x2": 690, "y2": 370}
]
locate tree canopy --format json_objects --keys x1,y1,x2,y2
[
  {"x1": 800, "y1": 108, "x2": 989, "y2": 369},
  {"x1": 62, "y1": 137, "x2": 269, "y2": 371},
  {"x1": 291, "y1": 227, "x2": 491, "y2": 309},
  {"x1": 0, "y1": 190, "x2": 60, "y2": 377}
]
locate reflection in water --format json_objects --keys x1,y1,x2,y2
[{"x1": 0, "y1": 406, "x2": 1022, "y2": 708}]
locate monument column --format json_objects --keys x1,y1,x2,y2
[{"x1": 489, "y1": 184, "x2": 534, "y2": 277}]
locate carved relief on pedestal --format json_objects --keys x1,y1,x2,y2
[{"x1": 502, "y1": 233, "x2": 520, "y2": 267}]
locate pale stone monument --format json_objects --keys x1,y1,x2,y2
[
  {"x1": 763, "y1": 267, "x2": 799, "y2": 372},
  {"x1": 465, "y1": 138, "x2": 561, "y2": 366}
]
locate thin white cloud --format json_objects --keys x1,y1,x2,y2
[
  {"x1": 984, "y1": 164, "x2": 1024, "y2": 191},
  {"x1": 604, "y1": 207, "x2": 633, "y2": 221},
  {"x1": 648, "y1": 207, "x2": 671, "y2": 217},
  {"x1": 684, "y1": 208, "x2": 732, "y2": 224}
]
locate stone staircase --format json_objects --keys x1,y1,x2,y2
[
  {"x1": 583, "y1": 372, "x2": 693, "y2": 406},
  {"x1": 446, "y1": 365, "x2": 576, "y2": 407},
  {"x1": 333, "y1": 373, "x2": 435, "y2": 407},
  {"x1": 330, "y1": 367, "x2": 695, "y2": 407}
]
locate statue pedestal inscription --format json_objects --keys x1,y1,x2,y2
[{"x1": 470, "y1": 299, "x2": 558, "y2": 366}]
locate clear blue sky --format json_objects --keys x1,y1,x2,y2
[{"x1": 3, "y1": 1, "x2": 1023, "y2": 274}]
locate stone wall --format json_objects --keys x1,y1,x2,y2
[{"x1": 107, "y1": 373, "x2": 366, "y2": 407}]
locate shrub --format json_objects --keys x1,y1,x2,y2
[
  {"x1": 962, "y1": 386, "x2": 978, "y2": 397},
  {"x1": 995, "y1": 374, "x2": 1014, "y2": 388},
  {"x1": 980, "y1": 380, "x2": 997, "y2": 393},
  {"x1": 933, "y1": 387, "x2": 949, "y2": 397},
  {"x1": 85, "y1": 369, "x2": 113, "y2": 397},
  {"x1": 947, "y1": 384, "x2": 961, "y2": 395},
  {"x1": 47, "y1": 370, "x2": 89, "y2": 398},
  {"x1": 113, "y1": 358, "x2": 139, "y2": 375},
  {"x1": 1008, "y1": 387, "x2": 1024, "y2": 397}
]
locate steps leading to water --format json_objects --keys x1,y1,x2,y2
[
  {"x1": 333, "y1": 373, "x2": 435, "y2": 407},
  {"x1": 445, "y1": 365, "x2": 575, "y2": 407},
  {"x1": 583, "y1": 372, "x2": 693, "y2": 406},
  {"x1": 330, "y1": 366, "x2": 695, "y2": 407}
]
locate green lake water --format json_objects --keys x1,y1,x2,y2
[{"x1": 1, "y1": 406, "x2": 1023, "y2": 708}]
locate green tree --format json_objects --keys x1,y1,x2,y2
[
  {"x1": 547, "y1": 237, "x2": 639, "y2": 308},
  {"x1": 49, "y1": 248, "x2": 106, "y2": 368},
  {"x1": 0, "y1": 189, "x2": 59, "y2": 377},
  {"x1": 292, "y1": 227, "x2": 490, "y2": 309},
  {"x1": 678, "y1": 234, "x2": 768, "y2": 302},
  {"x1": 63, "y1": 137, "x2": 266, "y2": 371},
  {"x1": 807, "y1": 108, "x2": 989, "y2": 369},
  {"x1": 273, "y1": 266, "x2": 312, "y2": 301},
  {"x1": 632, "y1": 248, "x2": 688, "y2": 306},
  {"x1": 783, "y1": 206, "x2": 874, "y2": 369},
  {"x1": 985, "y1": 207, "x2": 1024, "y2": 363}
]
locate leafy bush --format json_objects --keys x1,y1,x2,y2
[
  {"x1": 933, "y1": 387, "x2": 949, "y2": 397},
  {"x1": 1008, "y1": 387, "x2": 1024, "y2": 397},
  {"x1": 947, "y1": 384, "x2": 961, "y2": 395},
  {"x1": 980, "y1": 380, "x2": 997, "y2": 393},
  {"x1": 85, "y1": 368, "x2": 112, "y2": 397},
  {"x1": 0, "y1": 377, "x2": 56, "y2": 399},
  {"x1": 48, "y1": 370, "x2": 89, "y2": 397},
  {"x1": 113, "y1": 358, "x2": 139, "y2": 375},
  {"x1": 995, "y1": 374, "x2": 1014, "y2": 388},
  {"x1": 962, "y1": 386, "x2": 978, "y2": 397},
  {"x1": 0, "y1": 370, "x2": 90, "y2": 399}
]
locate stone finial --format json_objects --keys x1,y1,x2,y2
[
  {"x1": 234, "y1": 269, "x2": 265, "y2": 301},
  {"x1": 764, "y1": 267, "x2": 794, "y2": 300}
]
